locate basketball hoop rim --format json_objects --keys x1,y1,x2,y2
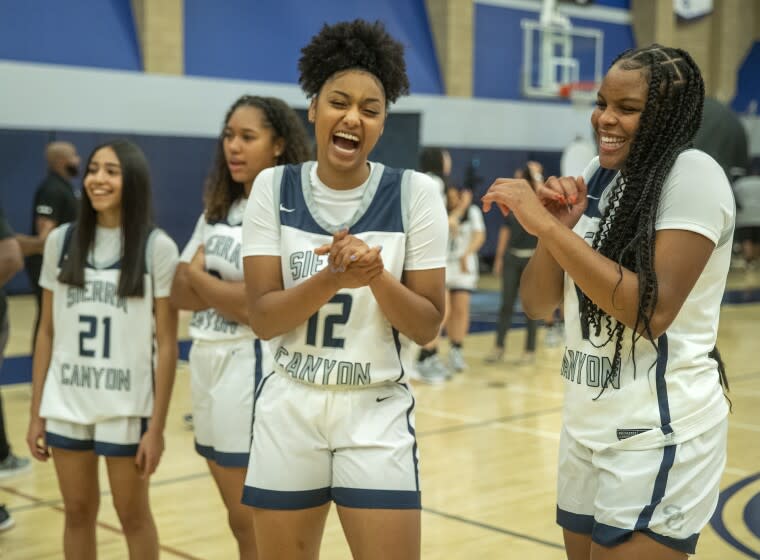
[{"x1": 559, "y1": 81, "x2": 598, "y2": 105}]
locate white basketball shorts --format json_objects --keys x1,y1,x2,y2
[
  {"x1": 242, "y1": 371, "x2": 420, "y2": 510},
  {"x1": 189, "y1": 337, "x2": 263, "y2": 467}
]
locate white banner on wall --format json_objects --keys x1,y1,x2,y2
[{"x1": 673, "y1": 0, "x2": 713, "y2": 20}]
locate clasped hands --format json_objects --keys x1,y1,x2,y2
[{"x1": 315, "y1": 229, "x2": 385, "y2": 289}]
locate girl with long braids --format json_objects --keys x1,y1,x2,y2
[
  {"x1": 170, "y1": 95, "x2": 309, "y2": 558},
  {"x1": 482, "y1": 45, "x2": 734, "y2": 559},
  {"x1": 241, "y1": 20, "x2": 447, "y2": 559}
]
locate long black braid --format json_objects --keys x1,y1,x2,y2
[{"x1": 579, "y1": 45, "x2": 729, "y2": 398}]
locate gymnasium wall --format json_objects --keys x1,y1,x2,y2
[{"x1": 1, "y1": 0, "x2": 759, "y2": 295}]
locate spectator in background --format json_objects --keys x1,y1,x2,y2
[
  {"x1": 693, "y1": 97, "x2": 750, "y2": 182},
  {"x1": 485, "y1": 163, "x2": 541, "y2": 364},
  {"x1": 0, "y1": 203, "x2": 30, "y2": 532},
  {"x1": 733, "y1": 169, "x2": 760, "y2": 268},
  {"x1": 16, "y1": 142, "x2": 81, "y2": 348}
]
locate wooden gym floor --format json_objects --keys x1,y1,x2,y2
[{"x1": 0, "y1": 268, "x2": 758, "y2": 559}]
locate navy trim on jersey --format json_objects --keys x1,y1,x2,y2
[
  {"x1": 279, "y1": 164, "x2": 329, "y2": 235},
  {"x1": 350, "y1": 167, "x2": 405, "y2": 234},
  {"x1": 392, "y1": 327, "x2": 405, "y2": 383},
  {"x1": 584, "y1": 167, "x2": 618, "y2": 219},
  {"x1": 574, "y1": 285, "x2": 591, "y2": 341},
  {"x1": 556, "y1": 506, "x2": 594, "y2": 533},
  {"x1": 332, "y1": 487, "x2": 421, "y2": 509},
  {"x1": 254, "y1": 339, "x2": 263, "y2": 391},
  {"x1": 655, "y1": 335, "x2": 672, "y2": 434},
  {"x1": 251, "y1": 339, "x2": 262, "y2": 442},
  {"x1": 58, "y1": 223, "x2": 157, "y2": 271},
  {"x1": 194, "y1": 441, "x2": 249, "y2": 468},
  {"x1": 278, "y1": 162, "x2": 405, "y2": 236},
  {"x1": 241, "y1": 486, "x2": 332, "y2": 509}
]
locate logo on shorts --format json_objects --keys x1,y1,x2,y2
[
  {"x1": 376, "y1": 396, "x2": 392, "y2": 402},
  {"x1": 663, "y1": 505, "x2": 685, "y2": 531}
]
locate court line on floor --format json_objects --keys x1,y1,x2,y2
[
  {"x1": 424, "y1": 507, "x2": 564, "y2": 550},
  {"x1": 416, "y1": 406, "x2": 563, "y2": 438},
  {"x1": 0, "y1": 485, "x2": 204, "y2": 560}
]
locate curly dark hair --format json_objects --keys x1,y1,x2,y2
[
  {"x1": 579, "y1": 44, "x2": 728, "y2": 395},
  {"x1": 298, "y1": 19, "x2": 410, "y2": 104},
  {"x1": 204, "y1": 95, "x2": 310, "y2": 222}
]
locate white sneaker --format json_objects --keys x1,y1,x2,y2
[
  {"x1": 416, "y1": 355, "x2": 449, "y2": 384},
  {"x1": 544, "y1": 325, "x2": 564, "y2": 347},
  {"x1": 448, "y1": 347, "x2": 467, "y2": 372},
  {"x1": 484, "y1": 347, "x2": 504, "y2": 364}
]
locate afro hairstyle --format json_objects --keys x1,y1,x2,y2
[{"x1": 298, "y1": 19, "x2": 410, "y2": 104}]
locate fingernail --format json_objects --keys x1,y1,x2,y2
[{"x1": 350, "y1": 255, "x2": 358, "y2": 261}]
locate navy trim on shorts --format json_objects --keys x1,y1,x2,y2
[
  {"x1": 194, "y1": 441, "x2": 249, "y2": 468},
  {"x1": 635, "y1": 445, "x2": 677, "y2": 529},
  {"x1": 556, "y1": 506, "x2": 594, "y2": 534},
  {"x1": 447, "y1": 287, "x2": 474, "y2": 294},
  {"x1": 241, "y1": 486, "x2": 332, "y2": 509},
  {"x1": 399, "y1": 383, "x2": 420, "y2": 491},
  {"x1": 332, "y1": 487, "x2": 421, "y2": 509},
  {"x1": 46, "y1": 432, "x2": 141, "y2": 456},
  {"x1": 46, "y1": 431, "x2": 93, "y2": 451},
  {"x1": 95, "y1": 441, "x2": 139, "y2": 456},
  {"x1": 558, "y1": 507, "x2": 699, "y2": 554},
  {"x1": 593, "y1": 522, "x2": 699, "y2": 554}
]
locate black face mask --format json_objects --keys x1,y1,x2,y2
[{"x1": 65, "y1": 164, "x2": 79, "y2": 178}]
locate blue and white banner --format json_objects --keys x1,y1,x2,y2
[{"x1": 673, "y1": 0, "x2": 713, "y2": 20}]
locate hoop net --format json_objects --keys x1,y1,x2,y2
[{"x1": 559, "y1": 81, "x2": 598, "y2": 107}]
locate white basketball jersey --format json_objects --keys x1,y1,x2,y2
[
  {"x1": 446, "y1": 205, "x2": 484, "y2": 274},
  {"x1": 561, "y1": 151, "x2": 734, "y2": 451},
  {"x1": 40, "y1": 225, "x2": 156, "y2": 423},
  {"x1": 269, "y1": 162, "x2": 412, "y2": 387},
  {"x1": 188, "y1": 201, "x2": 254, "y2": 341}
]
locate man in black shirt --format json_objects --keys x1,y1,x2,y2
[
  {"x1": 16, "y1": 142, "x2": 80, "y2": 347},
  {"x1": 0, "y1": 204, "x2": 29, "y2": 531}
]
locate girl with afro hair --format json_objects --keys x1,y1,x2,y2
[
  {"x1": 483, "y1": 45, "x2": 734, "y2": 559},
  {"x1": 240, "y1": 19, "x2": 447, "y2": 559}
]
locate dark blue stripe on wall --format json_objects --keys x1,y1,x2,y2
[
  {"x1": 184, "y1": 0, "x2": 443, "y2": 94},
  {"x1": 733, "y1": 41, "x2": 760, "y2": 113},
  {"x1": 0, "y1": 0, "x2": 141, "y2": 70}
]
